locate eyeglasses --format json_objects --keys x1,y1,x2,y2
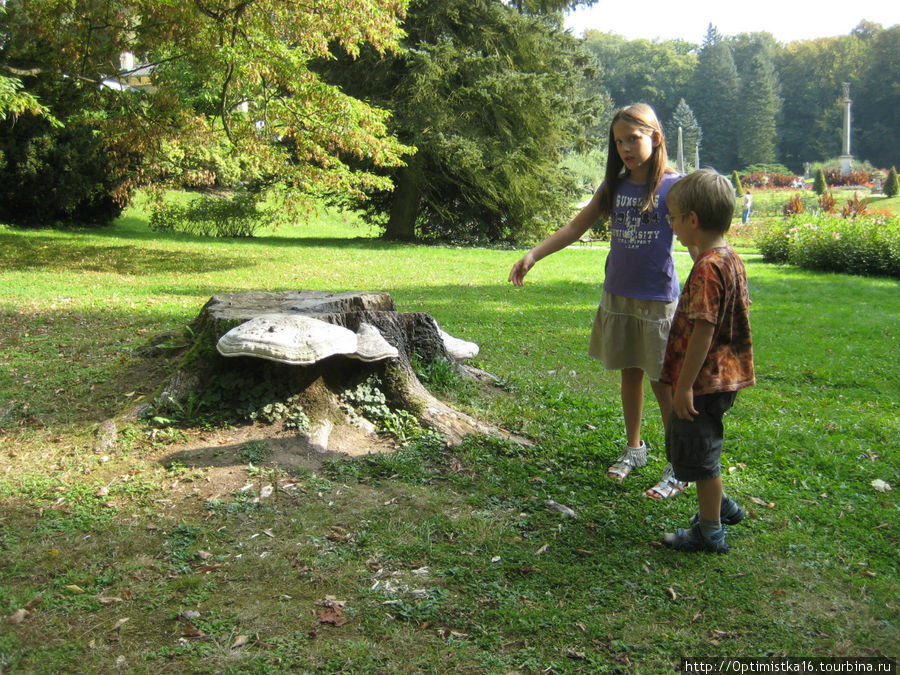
[{"x1": 666, "y1": 212, "x2": 689, "y2": 225}]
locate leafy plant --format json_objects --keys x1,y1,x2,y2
[
  {"x1": 783, "y1": 193, "x2": 805, "y2": 215},
  {"x1": 841, "y1": 192, "x2": 870, "y2": 218},
  {"x1": 817, "y1": 190, "x2": 837, "y2": 213},
  {"x1": 240, "y1": 440, "x2": 271, "y2": 464},
  {"x1": 250, "y1": 395, "x2": 310, "y2": 432}
]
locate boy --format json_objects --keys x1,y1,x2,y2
[{"x1": 659, "y1": 169, "x2": 756, "y2": 553}]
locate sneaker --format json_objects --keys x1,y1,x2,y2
[
  {"x1": 663, "y1": 523, "x2": 730, "y2": 554},
  {"x1": 689, "y1": 496, "x2": 745, "y2": 527}
]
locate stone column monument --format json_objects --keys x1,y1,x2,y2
[{"x1": 840, "y1": 82, "x2": 853, "y2": 176}]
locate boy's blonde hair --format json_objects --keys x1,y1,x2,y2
[{"x1": 667, "y1": 169, "x2": 735, "y2": 234}]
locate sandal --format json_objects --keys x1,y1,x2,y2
[
  {"x1": 606, "y1": 442, "x2": 648, "y2": 483},
  {"x1": 689, "y1": 496, "x2": 745, "y2": 527},
  {"x1": 663, "y1": 523, "x2": 729, "y2": 554},
  {"x1": 644, "y1": 464, "x2": 687, "y2": 499}
]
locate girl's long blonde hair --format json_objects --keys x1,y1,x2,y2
[{"x1": 595, "y1": 103, "x2": 671, "y2": 220}]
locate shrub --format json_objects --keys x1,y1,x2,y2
[
  {"x1": 813, "y1": 169, "x2": 828, "y2": 195},
  {"x1": 0, "y1": 110, "x2": 129, "y2": 227},
  {"x1": 756, "y1": 213, "x2": 900, "y2": 277},
  {"x1": 739, "y1": 171, "x2": 798, "y2": 188},
  {"x1": 825, "y1": 169, "x2": 871, "y2": 187},
  {"x1": 148, "y1": 192, "x2": 274, "y2": 237},
  {"x1": 884, "y1": 167, "x2": 899, "y2": 198}
]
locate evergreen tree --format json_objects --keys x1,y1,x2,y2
[
  {"x1": 853, "y1": 26, "x2": 900, "y2": 169},
  {"x1": 666, "y1": 98, "x2": 702, "y2": 171},
  {"x1": 736, "y1": 52, "x2": 780, "y2": 168},
  {"x1": 813, "y1": 168, "x2": 828, "y2": 195},
  {"x1": 690, "y1": 26, "x2": 740, "y2": 171},
  {"x1": 732, "y1": 171, "x2": 744, "y2": 196},
  {"x1": 884, "y1": 167, "x2": 899, "y2": 198},
  {"x1": 323, "y1": 0, "x2": 606, "y2": 242}
]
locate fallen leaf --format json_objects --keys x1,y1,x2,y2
[
  {"x1": 196, "y1": 563, "x2": 225, "y2": 572},
  {"x1": 24, "y1": 596, "x2": 43, "y2": 610},
  {"x1": 65, "y1": 585, "x2": 86, "y2": 594},
  {"x1": 667, "y1": 587, "x2": 677, "y2": 601},
  {"x1": 196, "y1": 550, "x2": 214, "y2": 560},
  {"x1": 861, "y1": 570, "x2": 877, "y2": 578},
  {"x1": 535, "y1": 543, "x2": 549, "y2": 556},
  {"x1": 181, "y1": 626, "x2": 205, "y2": 638},
  {"x1": 748, "y1": 496, "x2": 774, "y2": 508},
  {"x1": 7, "y1": 609, "x2": 29, "y2": 625},
  {"x1": 231, "y1": 634, "x2": 250, "y2": 649},
  {"x1": 262, "y1": 529, "x2": 275, "y2": 538},
  {"x1": 382, "y1": 497, "x2": 397, "y2": 506},
  {"x1": 98, "y1": 597, "x2": 123, "y2": 605},
  {"x1": 111, "y1": 617, "x2": 129, "y2": 632},
  {"x1": 316, "y1": 604, "x2": 346, "y2": 626}
]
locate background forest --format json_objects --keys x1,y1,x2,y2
[{"x1": 0, "y1": 0, "x2": 897, "y2": 242}]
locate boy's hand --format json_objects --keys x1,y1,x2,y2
[{"x1": 673, "y1": 387, "x2": 698, "y2": 421}]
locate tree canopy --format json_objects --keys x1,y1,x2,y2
[
  {"x1": 0, "y1": 0, "x2": 415, "y2": 209},
  {"x1": 321, "y1": 0, "x2": 607, "y2": 242}
]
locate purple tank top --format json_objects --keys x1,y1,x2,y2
[{"x1": 602, "y1": 173, "x2": 681, "y2": 302}]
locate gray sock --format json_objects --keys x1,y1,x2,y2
[{"x1": 699, "y1": 518, "x2": 722, "y2": 536}]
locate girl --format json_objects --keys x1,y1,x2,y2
[{"x1": 509, "y1": 103, "x2": 687, "y2": 499}]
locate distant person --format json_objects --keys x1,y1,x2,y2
[
  {"x1": 659, "y1": 169, "x2": 756, "y2": 552},
  {"x1": 509, "y1": 103, "x2": 688, "y2": 500},
  {"x1": 741, "y1": 191, "x2": 753, "y2": 224}
]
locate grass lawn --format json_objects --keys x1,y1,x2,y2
[{"x1": 0, "y1": 200, "x2": 897, "y2": 673}]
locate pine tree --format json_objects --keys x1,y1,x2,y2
[
  {"x1": 690, "y1": 27, "x2": 740, "y2": 172},
  {"x1": 666, "y1": 99, "x2": 702, "y2": 171},
  {"x1": 885, "y1": 167, "x2": 900, "y2": 198},
  {"x1": 736, "y1": 52, "x2": 781, "y2": 169},
  {"x1": 813, "y1": 168, "x2": 828, "y2": 195}
]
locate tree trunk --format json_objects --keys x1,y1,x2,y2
[{"x1": 384, "y1": 163, "x2": 421, "y2": 241}]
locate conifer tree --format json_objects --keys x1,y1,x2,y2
[
  {"x1": 884, "y1": 167, "x2": 899, "y2": 198},
  {"x1": 690, "y1": 25, "x2": 740, "y2": 171},
  {"x1": 736, "y1": 52, "x2": 780, "y2": 169},
  {"x1": 813, "y1": 168, "x2": 828, "y2": 195},
  {"x1": 732, "y1": 171, "x2": 744, "y2": 196},
  {"x1": 666, "y1": 99, "x2": 702, "y2": 170}
]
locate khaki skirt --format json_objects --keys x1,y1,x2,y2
[{"x1": 588, "y1": 290, "x2": 677, "y2": 381}]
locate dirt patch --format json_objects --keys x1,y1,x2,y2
[{"x1": 158, "y1": 418, "x2": 400, "y2": 496}]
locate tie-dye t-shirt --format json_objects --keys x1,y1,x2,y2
[{"x1": 660, "y1": 246, "x2": 755, "y2": 395}]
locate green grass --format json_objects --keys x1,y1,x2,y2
[{"x1": 0, "y1": 199, "x2": 897, "y2": 673}]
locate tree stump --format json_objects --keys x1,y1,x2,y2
[{"x1": 155, "y1": 290, "x2": 525, "y2": 450}]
